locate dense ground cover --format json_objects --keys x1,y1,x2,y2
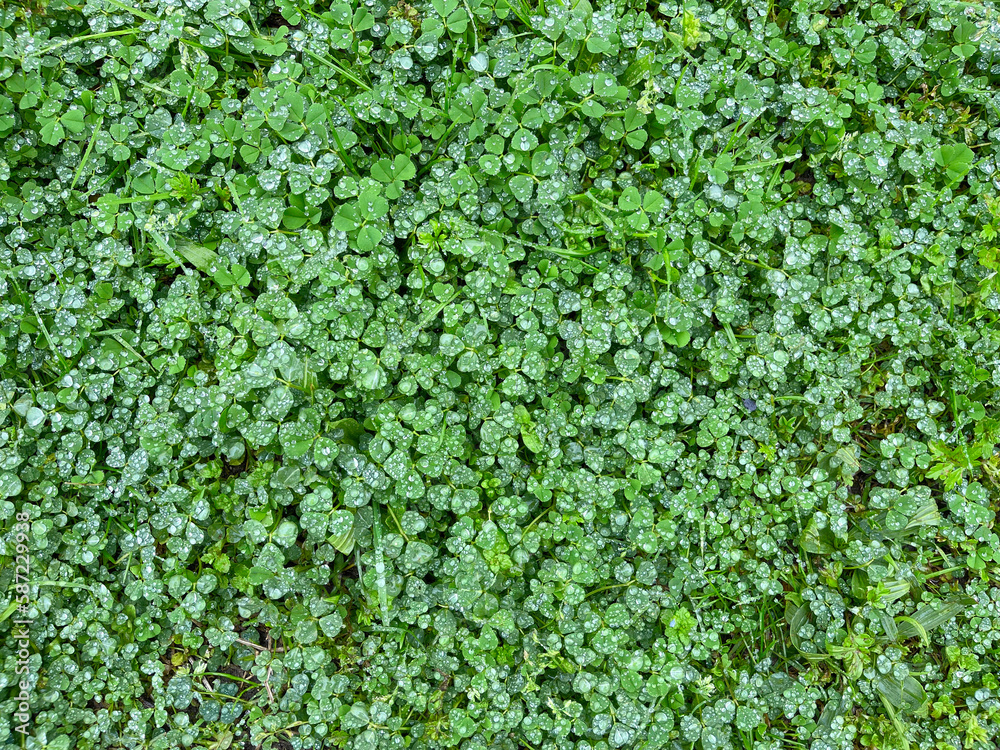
[{"x1": 2, "y1": 0, "x2": 1000, "y2": 748}]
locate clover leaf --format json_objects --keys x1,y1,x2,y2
[
  {"x1": 370, "y1": 154, "x2": 416, "y2": 199},
  {"x1": 935, "y1": 143, "x2": 975, "y2": 184},
  {"x1": 618, "y1": 187, "x2": 665, "y2": 231}
]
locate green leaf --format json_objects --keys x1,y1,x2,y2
[
  {"x1": 61, "y1": 108, "x2": 86, "y2": 133},
  {"x1": 357, "y1": 225, "x2": 383, "y2": 252},
  {"x1": 877, "y1": 675, "x2": 926, "y2": 714},
  {"x1": 239, "y1": 145, "x2": 261, "y2": 164},
  {"x1": 330, "y1": 418, "x2": 366, "y2": 446},
  {"x1": 334, "y1": 204, "x2": 362, "y2": 231},
  {"x1": 328, "y1": 510, "x2": 356, "y2": 554},
  {"x1": 934, "y1": 143, "x2": 974, "y2": 183},
  {"x1": 283, "y1": 206, "x2": 310, "y2": 229},
  {"x1": 248, "y1": 567, "x2": 274, "y2": 585},
  {"x1": 800, "y1": 515, "x2": 835, "y2": 554},
  {"x1": 394, "y1": 153, "x2": 416, "y2": 181},
  {"x1": 642, "y1": 190, "x2": 664, "y2": 214},
  {"x1": 625, "y1": 129, "x2": 647, "y2": 149},
  {"x1": 618, "y1": 186, "x2": 641, "y2": 212},
  {"x1": 39, "y1": 119, "x2": 65, "y2": 145},
  {"x1": 896, "y1": 602, "x2": 966, "y2": 641},
  {"x1": 176, "y1": 241, "x2": 218, "y2": 273}
]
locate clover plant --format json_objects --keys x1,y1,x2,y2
[{"x1": 2, "y1": 0, "x2": 1000, "y2": 749}]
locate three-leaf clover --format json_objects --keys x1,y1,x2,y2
[
  {"x1": 618, "y1": 187, "x2": 665, "y2": 231},
  {"x1": 283, "y1": 193, "x2": 323, "y2": 230},
  {"x1": 935, "y1": 143, "x2": 975, "y2": 185},
  {"x1": 334, "y1": 187, "x2": 389, "y2": 251},
  {"x1": 328, "y1": 3, "x2": 376, "y2": 50},
  {"x1": 39, "y1": 108, "x2": 86, "y2": 145},
  {"x1": 370, "y1": 154, "x2": 416, "y2": 199}
]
